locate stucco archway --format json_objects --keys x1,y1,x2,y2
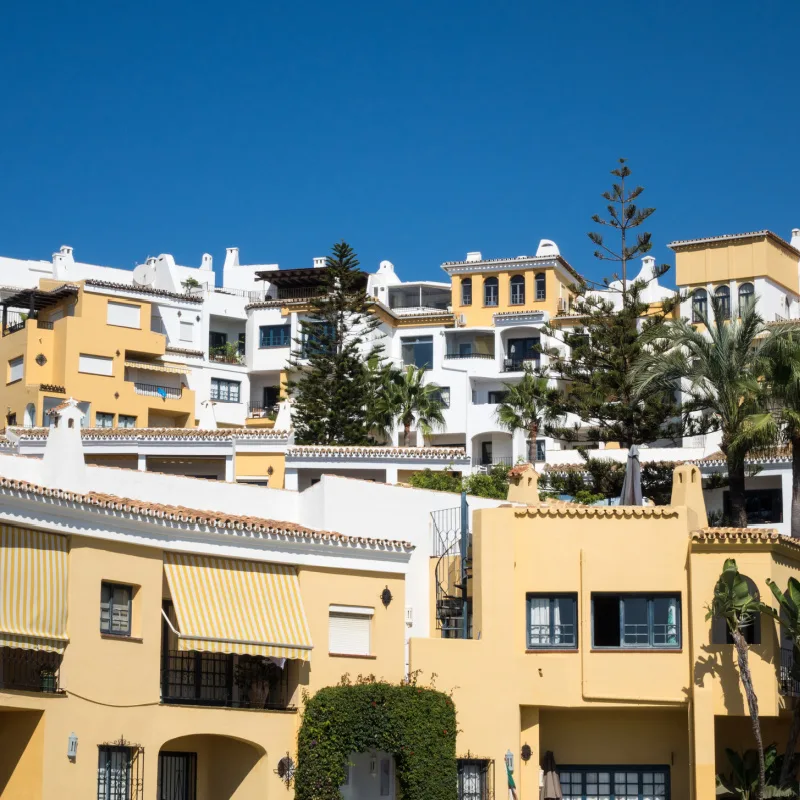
[{"x1": 158, "y1": 734, "x2": 266, "y2": 800}]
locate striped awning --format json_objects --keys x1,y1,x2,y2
[
  {"x1": 163, "y1": 553, "x2": 313, "y2": 661},
  {"x1": 124, "y1": 359, "x2": 191, "y2": 375},
  {"x1": 0, "y1": 525, "x2": 69, "y2": 653}
]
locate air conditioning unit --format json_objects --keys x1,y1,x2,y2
[
  {"x1": 557, "y1": 297, "x2": 568, "y2": 312},
  {"x1": 457, "y1": 314, "x2": 467, "y2": 326}
]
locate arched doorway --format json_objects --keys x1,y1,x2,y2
[
  {"x1": 158, "y1": 734, "x2": 266, "y2": 800},
  {"x1": 23, "y1": 404, "x2": 35, "y2": 428}
]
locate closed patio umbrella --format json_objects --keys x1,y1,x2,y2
[
  {"x1": 619, "y1": 444, "x2": 643, "y2": 506},
  {"x1": 540, "y1": 751, "x2": 563, "y2": 799}
]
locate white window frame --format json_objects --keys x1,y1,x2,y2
[
  {"x1": 328, "y1": 605, "x2": 374, "y2": 657},
  {"x1": 106, "y1": 301, "x2": 141, "y2": 329},
  {"x1": 78, "y1": 354, "x2": 114, "y2": 377}
]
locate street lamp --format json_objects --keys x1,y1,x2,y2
[{"x1": 505, "y1": 749, "x2": 514, "y2": 774}]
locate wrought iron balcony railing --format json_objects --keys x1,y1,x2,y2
[
  {"x1": 161, "y1": 650, "x2": 294, "y2": 710},
  {"x1": 780, "y1": 648, "x2": 800, "y2": 697},
  {"x1": 133, "y1": 382, "x2": 183, "y2": 399},
  {"x1": 0, "y1": 647, "x2": 61, "y2": 693},
  {"x1": 444, "y1": 352, "x2": 495, "y2": 360}
]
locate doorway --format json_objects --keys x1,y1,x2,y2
[
  {"x1": 339, "y1": 752, "x2": 396, "y2": 800},
  {"x1": 158, "y1": 752, "x2": 197, "y2": 800}
]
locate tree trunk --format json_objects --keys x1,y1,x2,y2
[
  {"x1": 728, "y1": 457, "x2": 748, "y2": 528},
  {"x1": 792, "y1": 435, "x2": 800, "y2": 539},
  {"x1": 403, "y1": 423, "x2": 411, "y2": 447},
  {"x1": 732, "y1": 628, "x2": 766, "y2": 799},
  {"x1": 528, "y1": 423, "x2": 539, "y2": 464},
  {"x1": 780, "y1": 696, "x2": 800, "y2": 786}
]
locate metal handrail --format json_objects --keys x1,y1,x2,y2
[{"x1": 133, "y1": 382, "x2": 182, "y2": 399}]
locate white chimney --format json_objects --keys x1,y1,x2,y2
[
  {"x1": 223, "y1": 248, "x2": 240, "y2": 270},
  {"x1": 313, "y1": 257, "x2": 326, "y2": 269},
  {"x1": 791, "y1": 228, "x2": 800, "y2": 251},
  {"x1": 40, "y1": 399, "x2": 88, "y2": 494},
  {"x1": 200, "y1": 253, "x2": 213, "y2": 271},
  {"x1": 535, "y1": 239, "x2": 561, "y2": 258},
  {"x1": 466, "y1": 251, "x2": 482, "y2": 262}
]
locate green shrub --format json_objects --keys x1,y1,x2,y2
[{"x1": 295, "y1": 675, "x2": 457, "y2": 800}]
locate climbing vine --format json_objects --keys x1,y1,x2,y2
[{"x1": 295, "y1": 674, "x2": 457, "y2": 800}]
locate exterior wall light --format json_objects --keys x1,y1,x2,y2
[
  {"x1": 67, "y1": 732, "x2": 78, "y2": 761},
  {"x1": 505, "y1": 749, "x2": 514, "y2": 773},
  {"x1": 521, "y1": 743, "x2": 531, "y2": 762}
]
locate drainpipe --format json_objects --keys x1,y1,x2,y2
[{"x1": 461, "y1": 490, "x2": 469, "y2": 640}]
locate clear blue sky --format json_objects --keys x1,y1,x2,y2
[{"x1": 2, "y1": 1, "x2": 798, "y2": 288}]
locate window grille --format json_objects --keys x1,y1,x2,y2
[
  {"x1": 97, "y1": 740, "x2": 144, "y2": 800},
  {"x1": 559, "y1": 765, "x2": 668, "y2": 799},
  {"x1": 457, "y1": 758, "x2": 493, "y2": 800}
]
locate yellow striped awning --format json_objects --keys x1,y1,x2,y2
[
  {"x1": 163, "y1": 553, "x2": 313, "y2": 661},
  {"x1": 0, "y1": 525, "x2": 69, "y2": 653}
]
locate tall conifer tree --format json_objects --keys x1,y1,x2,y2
[{"x1": 288, "y1": 241, "x2": 382, "y2": 444}]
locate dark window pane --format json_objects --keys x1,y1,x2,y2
[{"x1": 593, "y1": 596, "x2": 621, "y2": 647}]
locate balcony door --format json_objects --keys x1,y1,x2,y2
[{"x1": 158, "y1": 752, "x2": 197, "y2": 800}]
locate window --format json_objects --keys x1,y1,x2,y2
[
  {"x1": 715, "y1": 285, "x2": 731, "y2": 320},
  {"x1": 558, "y1": 766, "x2": 669, "y2": 799},
  {"x1": 100, "y1": 583, "x2": 132, "y2": 636},
  {"x1": 487, "y1": 390, "x2": 508, "y2": 404},
  {"x1": 506, "y1": 337, "x2": 540, "y2": 368},
  {"x1": 79, "y1": 354, "x2": 114, "y2": 377},
  {"x1": 536, "y1": 440, "x2": 546, "y2": 461},
  {"x1": 301, "y1": 322, "x2": 335, "y2": 357},
  {"x1": 738, "y1": 282, "x2": 755, "y2": 315},
  {"x1": 209, "y1": 331, "x2": 227, "y2": 351},
  {"x1": 527, "y1": 595, "x2": 577, "y2": 649},
  {"x1": 98, "y1": 745, "x2": 144, "y2": 800},
  {"x1": 723, "y1": 487, "x2": 782, "y2": 524},
  {"x1": 461, "y1": 278, "x2": 472, "y2": 306},
  {"x1": 259, "y1": 324, "x2": 291, "y2": 348},
  {"x1": 510, "y1": 275, "x2": 525, "y2": 305},
  {"x1": 118, "y1": 415, "x2": 136, "y2": 429},
  {"x1": 483, "y1": 277, "x2": 498, "y2": 307},
  {"x1": 210, "y1": 378, "x2": 241, "y2": 403},
  {"x1": 535, "y1": 273, "x2": 546, "y2": 301},
  {"x1": 692, "y1": 288, "x2": 707, "y2": 323},
  {"x1": 401, "y1": 336, "x2": 434, "y2": 369},
  {"x1": 329, "y1": 605, "x2": 373, "y2": 656},
  {"x1": 592, "y1": 594, "x2": 680, "y2": 649},
  {"x1": 8, "y1": 356, "x2": 23, "y2": 383},
  {"x1": 179, "y1": 321, "x2": 194, "y2": 342},
  {"x1": 431, "y1": 387, "x2": 450, "y2": 408},
  {"x1": 457, "y1": 759, "x2": 492, "y2": 800},
  {"x1": 96, "y1": 412, "x2": 115, "y2": 429},
  {"x1": 106, "y1": 301, "x2": 140, "y2": 329},
  {"x1": 238, "y1": 332, "x2": 246, "y2": 355}
]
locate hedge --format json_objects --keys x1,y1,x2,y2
[{"x1": 295, "y1": 675, "x2": 457, "y2": 800}]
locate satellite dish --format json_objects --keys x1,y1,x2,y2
[{"x1": 133, "y1": 263, "x2": 157, "y2": 286}]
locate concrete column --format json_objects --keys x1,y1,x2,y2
[
  {"x1": 385, "y1": 465, "x2": 398, "y2": 485},
  {"x1": 781, "y1": 467, "x2": 793, "y2": 536},
  {"x1": 284, "y1": 468, "x2": 299, "y2": 491},
  {"x1": 520, "y1": 706, "x2": 540, "y2": 800},
  {"x1": 224, "y1": 454, "x2": 234, "y2": 483},
  {"x1": 691, "y1": 691, "x2": 717, "y2": 800},
  {"x1": 137, "y1": 453, "x2": 147, "y2": 472}
]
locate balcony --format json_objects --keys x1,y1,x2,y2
[
  {"x1": 780, "y1": 648, "x2": 800, "y2": 697},
  {"x1": 0, "y1": 647, "x2": 61, "y2": 693},
  {"x1": 208, "y1": 346, "x2": 245, "y2": 366},
  {"x1": 247, "y1": 402, "x2": 277, "y2": 420},
  {"x1": 444, "y1": 352, "x2": 494, "y2": 360},
  {"x1": 471, "y1": 456, "x2": 513, "y2": 468},
  {"x1": 161, "y1": 650, "x2": 293, "y2": 710},
  {"x1": 276, "y1": 286, "x2": 325, "y2": 301},
  {"x1": 502, "y1": 358, "x2": 539, "y2": 373},
  {"x1": 2, "y1": 311, "x2": 28, "y2": 337},
  {"x1": 134, "y1": 382, "x2": 182, "y2": 399}
]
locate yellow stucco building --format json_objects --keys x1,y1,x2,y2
[{"x1": 411, "y1": 465, "x2": 800, "y2": 799}]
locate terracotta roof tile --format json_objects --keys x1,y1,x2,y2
[
  {"x1": 9, "y1": 427, "x2": 290, "y2": 442},
  {"x1": 514, "y1": 505, "x2": 679, "y2": 519},
  {"x1": 696, "y1": 447, "x2": 791, "y2": 466},
  {"x1": 0, "y1": 476, "x2": 414, "y2": 551},
  {"x1": 692, "y1": 527, "x2": 798, "y2": 551},
  {"x1": 84, "y1": 279, "x2": 204, "y2": 303},
  {"x1": 668, "y1": 230, "x2": 800, "y2": 256},
  {"x1": 508, "y1": 463, "x2": 535, "y2": 477}
]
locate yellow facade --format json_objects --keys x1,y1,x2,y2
[
  {"x1": 673, "y1": 233, "x2": 800, "y2": 293},
  {"x1": 234, "y1": 452, "x2": 286, "y2": 488},
  {"x1": 0, "y1": 283, "x2": 196, "y2": 428},
  {"x1": 410, "y1": 466, "x2": 800, "y2": 799},
  {"x1": 0, "y1": 527, "x2": 404, "y2": 799},
  {"x1": 450, "y1": 265, "x2": 576, "y2": 328}
]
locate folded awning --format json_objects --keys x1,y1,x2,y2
[
  {"x1": 124, "y1": 359, "x2": 191, "y2": 375},
  {"x1": 163, "y1": 553, "x2": 313, "y2": 661},
  {"x1": 0, "y1": 526, "x2": 69, "y2": 653}
]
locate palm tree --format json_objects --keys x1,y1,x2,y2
[
  {"x1": 762, "y1": 577, "x2": 800, "y2": 788},
  {"x1": 633, "y1": 297, "x2": 768, "y2": 528},
  {"x1": 736, "y1": 327, "x2": 800, "y2": 537},
  {"x1": 707, "y1": 559, "x2": 767, "y2": 799},
  {"x1": 495, "y1": 368, "x2": 562, "y2": 464},
  {"x1": 364, "y1": 356, "x2": 401, "y2": 442},
  {"x1": 375, "y1": 365, "x2": 446, "y2": 446}
]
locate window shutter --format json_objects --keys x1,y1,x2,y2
[
  {"x1": 107, "y1": 301, "x2": 141, "y2": 329},
  {"x1": 329, "y1": 611, "x2": 371, "y2": 656},
  {"x1": 78, "y1": 354, "x2": 114, "y2": 376},
  {"x1": 180, "y1": 322, "x2": 194, "y2": 342},
  {"x1": 8, "y1": 357, "x2": 23, "y2": 382}
]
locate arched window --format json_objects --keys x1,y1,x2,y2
[
  {"x1": 461, "y1": 278, "x2": 472, "y2": 307},
  {"x1": 711, "y1": 575, "x2": 761, "y2": 645},
  {"x1": 738, "y1": 282, "x2": 754, "y2": 315},
  {"x1": 535, "y1": 273, "x2": 546, "y2": 301},
  {"x1": 484, "y1": 276, "x2": 499, "y2": 307},
  {"x1": 692, "y1": 288, "x2": 708, "y2": 323},
  {"x1": 715, "y1": 286, "x2": 731, "y2": 320},
  {"x1": 510, "y1": 275, "x2": 525, "y2": 305}
]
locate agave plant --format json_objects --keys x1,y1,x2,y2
[{"x1": 707, "y1": 559, "x2": 768, "y2": 798}]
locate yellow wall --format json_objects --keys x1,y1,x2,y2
[
  {"x1": 451, "y1": 267, "x2": 574, "y2": 327},
  {"x1": 0, "y1": 526, "x2": 406, "y2": 799},
  {"x1": 674, "y1": 236, "x2": 799, "y2": 293},
  {"x1": 0, "y1": 709, "x2": 44, "y2": 800},
  {"x1": 235, "y1": 452, "x2": 286, "y2": 488},
  {"x1": 0, "y1": 285, "x2": 196, "y2": 428}
]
